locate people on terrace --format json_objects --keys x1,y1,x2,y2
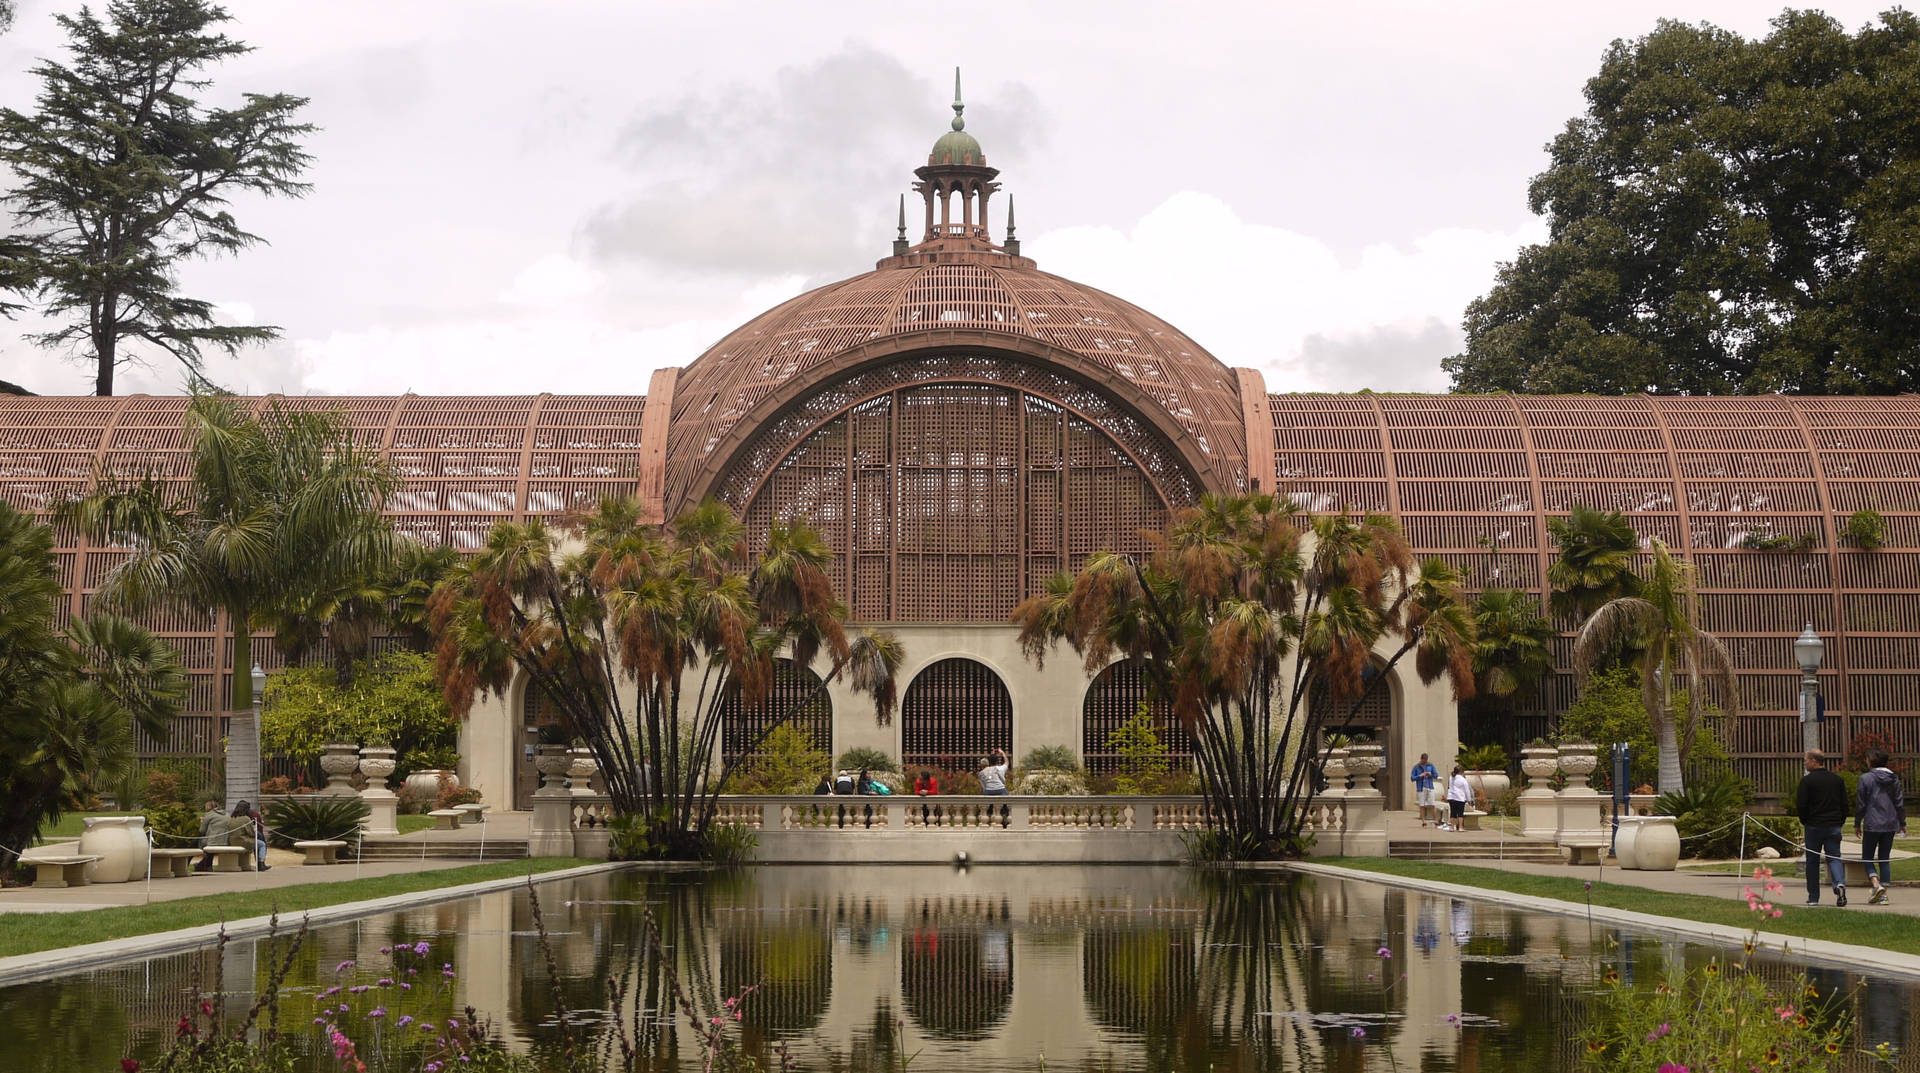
[
  {"x1": 979, "y1": 750, "x2": 1010, "y2": 796},
  {"x1": 914, "y1": 770, "x2": 941, "y2": 796}
]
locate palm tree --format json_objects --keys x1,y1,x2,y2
[
  {"x1": 266, "y1": 539, "x2": 461, "y2": 685},
  {"x1": 1012, "y1": 494, "x2": 1476, "y2": 856},
  {"x1": 62, "y1": 393, "x2": 399, "y2": 709},
  {"x1": 0, "y1": 503, "x2": 187, "y2": 855},
  {"x1": 429, "y1": 496, "x2": 901, "y2": 855},
  {"x1": 1547, "y1": 505, "x2": 1641, "y2": 621},
  {"x1": 1571, "y1": 540, "x2": 1738, "y2": 794},
  {"x1": 1471, "y1": 587, "x2": 1556, "y2": 700}
]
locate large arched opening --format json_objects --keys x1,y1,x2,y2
[
  {"x1": 900, "y1": 657, "x2": 1013, "y2": 773},
  {"x1": 1081, "y1": 659, "x2": 1196, "y2": 776},
  {"x1": 1309, "y1": 661, "x2": 1403, "y2": 810},
  {"x1": 718, "y1": 658, "x2": 832, "y2": 769}
]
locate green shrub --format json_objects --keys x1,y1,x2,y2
[
  {"x1": 1107, "y1": 704, "x2": 1173, "y2": 794},
  {"x1": 834, "y1": 746, "x2": 898, "y2": 774},
  {"x1": 1015, "y1": 769, "x2": 1089, "y2": 795},
  {"x1": 261, "y1": 650, "x2": 456, "y2": 768},
  {"x1": 263, "y1": 795, "x2": 370, "y2": 849},
  {"x1": 1561, "y1": 668, "x2": 1728, "y2": 791},
  {"x1": 1457, "y1": 743, "x2": 1508, "y2": 770},
  {"x1": 729, "y1": 723, "x2": 830, "y2": 794},
  {"x1": 1657, "y1": 773, "x2": 1797, "y2": 858},
  {"x1": 1020, "y1": 744, "x2": 1081, "y2": 773},
  {"x1": 1843, "y1": 508, "x2": 1886, "y2": 550},
  {"x1": 143, "y1": 804, "x2": 201, "y2": 849}
]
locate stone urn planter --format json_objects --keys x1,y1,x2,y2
[
  {"x1": 1465, "y1": 770, "x2": 1511, "y2": 802},
  {"x1": 1556, "y1": 743, "x2": 1599, "y2": 791},
  {"x1": 1321, "y1": 747, "x2": 1350, "y2": 790},
  {"x1": 1633, "y1": 816, "x2": 1681, "y2": 871},
  {"x1": 534, "y1": 745, "x2": 572, "y2": 793},
  {"x1": 320, "y1": 743, "x2": 362, "y2": 796},
  {"x1": 1344, "y1": 743, "x2": 1384, "y2": 794},
  {"x1": 78, "y1": 815, "x2": 150, "y2": 883},
  {"x1": 566, "y1": 747, "x2": 599, "y2": 794},
  {"x1": 358, "y1": 746, "x2": 397, "y2": 791},
  {"x1": 1614, "y1": 815, "x2": 1649, "y2": 869},
  {"x1": 1519, "y1": 747, "x2": 1559, "y2": 792}
]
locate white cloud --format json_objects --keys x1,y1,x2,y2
[{"x1": 1027, "y1": 192, "x2": 1547, "y2": 392}]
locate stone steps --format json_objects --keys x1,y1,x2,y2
[
  {"x1": 1388, "y1": 840, "x2": 1568, "y2": 864},
  {"x1": 354, "y1": 840, "x2": 529, "y2": 861}
]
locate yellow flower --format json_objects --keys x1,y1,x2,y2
[
  {"x1": 1765, "y1": 1047, "x2": 1781, "y2": 1065},
  {"x1": 1705, "y1": 962, "x2": 1720, "y2": 976},
  {"x1": 1805, "y1": 984, "x2": 1820, "y2": 998},
  {"x1": 1602, "y1": 970, "x2": 1619, "y2": 985},
  {"x1": 1655, "y1": 983, "x2": 1672, "y2": 995},
  {"x1": 1825, "y1": 1041, "x2": 1842, "y2": 1054},
  {"x1": 1585, "y1": 1040, "x2": 1607, "y2": 1054},
  {"x1": 1796, "y1": 1014, "x2": 1810, "y2": 1029}
]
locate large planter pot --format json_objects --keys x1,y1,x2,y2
[
  {"x1": 78, "y1": 815, "x2": 150, "y2": 883},
  {"x1": 404, "y1": 769, "x2": 458, "y2": 800},
  {"x1": 319, "y1": 743, "x2": 361, "y2": 796},
  {"x1": 1556, "y1": 743, "x2": 1599, "y2": 791},
  {"x1": 566, "y1": 748, "x2": 599, "y2": 795},
  {"x1": 1614, "y1": 815, "x2": 1648, "y2": 869},
  {"x1": 1344, "y1": 744, "x2": 1384, "y2": 793},
  {"x1": 1466, "y1": 771, "x2": 1511, "y2": 802},
  {"x1": 1634, "y1": 816, "x2": 1681, "y2": 871},
  {"x1": 1321, "y1": 747, "x2": 1350, "y2": 789}
]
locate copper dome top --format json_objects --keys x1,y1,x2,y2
[{"x1": 664, "y1": 254, "x2": 1251, "y2": 510}]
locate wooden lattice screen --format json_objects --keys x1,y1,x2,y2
[
  {"x1": 719, "y1": 659, "x2": 832, "y2": 765},
  {"x1": 1081, "y1": 660, "x2": 1196, "y2": 775},
  {"x1": 900, "y1": 658, "x2": 1013, "y2": 771}
]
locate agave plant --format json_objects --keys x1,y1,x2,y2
[{"x1": 264, "y1": 795, "x2": 371, "y2": 850}]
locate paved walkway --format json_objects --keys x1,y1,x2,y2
[{"x1": 0, "y1": 847, "x2": 479, "y2": 913}]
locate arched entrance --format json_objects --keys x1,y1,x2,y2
[
  {"x1": 513, "y1": 680, "x2": 562, "y2": 811},
  {"x1": 900, "y1": 657, "x2": 1012, "y2": 773},
  {"x1": 1310, "y1": 662, "x2": 1402, "y2": 810},
  {"x1": 719, "y1": 658, "x2": 832, "y2": 767},
  {"x1": 1081, "y1": 660, "x2": 1195, "y2": 775}
]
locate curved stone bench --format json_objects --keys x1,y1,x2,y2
[
  {"x1": 28, "y1": 854, "x2": 102, "y2": 888},
  {"x1": 1560, "y1": 840, "x2": 1610, "y2": 866},
  {"x1": 294, "y1": 840, "x2": 348, "y2": 865},
  {"x1": 455, "y1": 803, "x2": 489, "y2": 825},
  {"x1": 150, "y1": 848, "x2": 201, "y2": 878},
  {"x1": 428, "y1": 809, "x2": 465, "y2": 831}
]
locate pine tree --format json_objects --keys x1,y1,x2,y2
[{"x1": 0, "y1": 0, "x2": 312, "y2": 395}]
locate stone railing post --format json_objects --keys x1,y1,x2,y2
[
  {"x1": 1518, "y1": 745, "x2": 1560, "y2": 840},
  {"x1": 358, "y1": 745, "x2": 400, "y2": 837},
  {"x1": 528, "y1": 746, "x2": 575, "y2": 857},
  {"x1": 571, "y1": 794, "x2": 612, "y2": 858},
  {"x1": 1341, "y1": 743, "x2": 1388, "y2": 856}
]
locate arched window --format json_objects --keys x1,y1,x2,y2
[
  {"x1": 720, "y1": 915, "x2": 832, "y2": 1034},
  {"x1": 1308, "y1": 664, "x2": 1394, "y2": 736},
  {"x1": 900, "y1": 658, "x2": 1012, "y2": 772},
  {"x1": 720, "y1": 658, "x2": 831, "y2": 766},
  {"x1": 1082, "y1": 660, "x2": 1195, "y2": 775}
]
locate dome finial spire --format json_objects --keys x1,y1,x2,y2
[{"x1": 951, "y1": 67, "x2": 965, "y2": 131}]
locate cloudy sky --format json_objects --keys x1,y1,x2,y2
[{"x1": 0, "y1": 1, "x2": 1899, "y2": 397}]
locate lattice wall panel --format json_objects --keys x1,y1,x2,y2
[
  {"x1": 1269, "y1": 393, "x2": 1920, "y2": 796},
  {"x1": 719, "y1": 659, "x2": 832, "y2": 767},
  {"x1": 900, "y1": 658, "x2": 1013, "y2": 772},
  {"x1": 733, "y1": 374, "x2": 1168, "y2": 622}
]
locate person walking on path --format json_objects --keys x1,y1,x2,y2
[
  {"x1": 1411, "y1": 753, "x2": 1440, "y2": 827},
  {"x1": 1442, "y1": 766, "x2": 1471, "y2": 832},
  {"x1": 979, "y1": 749, "x2": 1010, "y2": 796},
  {"x1": 1794, "y1": 749, "x2": 1850, "y2": 906},
  {"x1": 1855, "y1": 748, "x2": 1908, "y2": 905}
]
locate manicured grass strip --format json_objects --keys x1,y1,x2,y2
[
  {"x1": 1322, "y1": 857, "x2": 1920, "y2": 958},
  {"x1": 0, "y1": 857, "x2": 598, "y2": 959},
  {"x1": 395, "y1": 814, "x2": 437, "y2": 836},
  {"x1": 35, "y1": 811, "x2": 138, "y2": 842}
]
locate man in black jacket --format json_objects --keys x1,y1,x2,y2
[{"x1": 1794, "y1": 750, "x2": 1850, "y2": 907}]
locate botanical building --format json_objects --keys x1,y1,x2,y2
[{"x1": 4, "y1": 91, "x2": 1919, "y2": 809}]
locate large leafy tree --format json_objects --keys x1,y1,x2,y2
[
  {"x1": 0, "y1": 0, "x2": 312, "y2": 395},
  {"x1": 1572, "y1": 540, "x2": 1738, "y2": 794},
  {"x1": 1470, "y1": 587, "x2": 1555, "y2": 700},
  {"x1": 1012, "y1": 495, "x2": 1476, "y2": 857},
  {"x1": 1445, "y1": 10, "x2": 1920, "y2": 395},
  {"x1": 429, "y1": 497, "x2": 903, "y2": 856},
  {"x1": 0, "y1": 502, "x2": 187, "y2": 856},
  {"x1": 63, "y1": 393, "x2": 398, "y2": 709},
  {"x1": 264, "y1": 540, "x2": 461, "y2": 686}
]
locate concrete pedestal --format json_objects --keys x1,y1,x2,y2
[
  {"x1": 529, "y1": 788, "x2": 576, "y2": 857},
  {"x1": 361, "y1": 788, "x2": 399, "y2": 837},
  {"x1": 1341, "y1": 789, "x2": 1389, "y2": 857}
]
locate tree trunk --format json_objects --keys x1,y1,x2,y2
[{"x1": 1655, "y1": 711, "x2": 1684, "y2": 795}]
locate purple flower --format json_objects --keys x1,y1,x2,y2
[
  {"x1": 397, "y1": 1015, "x2": 413, "y2": 1027},
  {"x1": 1646, "y1": 1022, "x2": 1671, "y2": 1041},
  {"x1": 413, "y1": 941, "x2": 431, "y2": 956},
  {"x1": 368, "y1": 1007, "x2": 386, "y2": 1019},
  {"x1": 1376, "y1": 946, "x2": 1392, "y2": 958},
  {"x1": 417, "y1": 1023, "x2": 434, "y2": 1032},
  {"x1": 319, "y1": 986, "x2": 341, "y2": 998},
  {"x1": 349, "y1": 985, "x2": 369, "y2": 994},
  {"x1": 378, "y1": 946, "x2": 391, "y2": 955},
  {"x1": 1446, "y1": 1014, "x2": 1460, "y2": 1025},
  {"x1": 334, "y1": 960, "x2": 355, "y2": 973},
  {"x1": 375, "y1": 978, "x2": 393, "y2": 987},
  {"x1": 1350, "y1": 1026, "x2": 1366, "y2": 1039},
  {"x1": 426, "y1": 1065, "x2": 442, "y2": 1073}
]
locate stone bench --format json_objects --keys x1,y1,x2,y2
[
  {"x1": 28, "y1": 854, "x2": 102, "y2": 888},
  {"x1": 294, "y1": 840, "x2": 348, "y2": 866},
  {"x1": 1560, "y1": 840, "x2": 1610, "y2": 866},
  {"x1": 1459, "y1": 810, "x2": 1486, "y2": 832},
  {"x1": 150, "y1": 848, "x2": 200, "y2": 878},
  {"x1": 455, "y1": 803, "x2": 489, "y2": 825},
  {"x1": 203, "y1": 845, "x2": 254, "y2": 872},
  {"x1": 428, "y1": 809, "x2": 465, "y2": 831}
]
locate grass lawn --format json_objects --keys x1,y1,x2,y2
[
  {"x1": 35, "y1": 812, "x2": 139, "y2": 842},
  {"x1": 1322, "y1": 857, "x2": 1920, "y2": 957},
  {"x1": 0, "y1": 857, "x2": 599, "y2": 959},
  {"x1": 1680, "y1": 857, "x2": 1920, "y2": 882},
  {"x1": 396, "y1": 814, "x2": 436, "y2": 836}
]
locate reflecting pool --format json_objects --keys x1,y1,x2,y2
[{"x1": 2, "y1": 865, "x2": 1915, "y2": 1071}]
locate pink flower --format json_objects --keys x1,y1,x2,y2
[
  {"x1": 1646, "y1": 1022, "x2": 1671, "y2": 1041},
  {"x1": 1658, "y1": 1065, "x2": 1689, "y2": 1073},
  {"x1": 1376, "y1": 946, "x2": 1392, "y2": 958}
]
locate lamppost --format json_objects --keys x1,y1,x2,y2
[{"x1": 1794, "y1": 624, "x2": 1824, "y2": 754}]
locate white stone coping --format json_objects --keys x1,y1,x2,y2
[
  {"x1": 1283, "y1": 860, "x2": 1920, "y2": 982},
  {"x1": 0, "y1": 861, "x2": 631, "y2": 988}
]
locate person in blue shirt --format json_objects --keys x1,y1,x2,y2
[{"x1": 1410, "y1": 753, "x2": 1440, "y2": 827}]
